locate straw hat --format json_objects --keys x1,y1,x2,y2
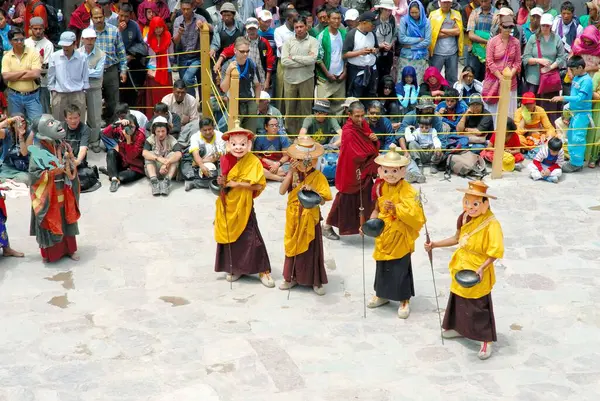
[
  {"x1": 457, "y1": 180, "x2": 497, "y2": 199},
  {"x1": 374, "y1": 144, "x2": 410, "y2": 168},
  {"x1": 221, "y1": 120, "x2": 255, "y2": 141},
  {"x1": 287, "y1": 135, "x2": 324, "y2": 160}
]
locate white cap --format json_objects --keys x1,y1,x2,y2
[
  {"x1": 497, "y1": 7, "x2": 514, "y2": 16},
  {"x1": 540, "y1": 13, "x2": 554, "y2": 26},
  {"x1": 258, "y1": 9, "x2": 273, "y2": 21},
  {"x1": 529, "y1": 7, "x2": 544, "y2": 17},
  {"x1": 344, "y1": 8, "x2": 359, "y2": 21},
  {"x1": 245, "y1": 17, "x2": 259, "y2": 29},
  {"x1": 58, "y1": 31, "x2": 76, "y2": 46},
  {"x1": 81, "y1": 28, "x2": 96, "y2": 39},
  {"x1": 260, "y1": 91, "x2": 271, "y2": 100},
  {"x1": 152, "y1": 116, "x2": 169, "y2": 126}
]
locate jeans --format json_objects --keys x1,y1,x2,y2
[
  {"x1": 430, "y1": 52, "x2": 459, "y2": 87},
  {"x1": 7, "y1": 89, "x2": 43, "y2": 122},
  {"x1": 178, "y1": 58, "x2": 201, "y2": 97}
]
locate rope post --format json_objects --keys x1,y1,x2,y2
[
  {"x1": 227, "y1": 68, "x2": 240, "y2": 129},
  {"x1": 200, "y1": 23, "x2": 211, "y2": 118},
  {"x1": 491, "y1": 67, "x2": 512, "y2": 179}
]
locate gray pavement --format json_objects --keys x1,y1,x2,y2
[{"x1": 1, "y1": 152, "x2": 600, "y2": 401}]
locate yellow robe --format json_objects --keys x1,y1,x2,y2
[
  {"x1": 284, "y1": 170, "x2": 332, "y2": 257},
  {"x1": 373, "y1": 180, "x2": 426, "y2": 261},
  {"x1": 214, "y1": 153, "x2": 266, "y2": 244},
  {"x1": 449, "y1": 209, "x2": 504, "y2": 299}
]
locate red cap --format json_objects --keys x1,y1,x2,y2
[{"x1": 522, "y1": 92, "x2": 536, "y2": 105}]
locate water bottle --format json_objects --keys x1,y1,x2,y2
[
  {"x1": 8, "y1": 5, "x2": 15, "y2": 19},
  {"x1": 57, "y1": 9, "x2": 63, "y2": 23}
]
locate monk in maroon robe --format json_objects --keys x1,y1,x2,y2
[
  {"x1": 68, "y1": 0, "x2": 96, "y2": 39},
  {"x1": 323, "y1": 102, "x2": 380, "y2": 239}
]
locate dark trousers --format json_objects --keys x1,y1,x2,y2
[
  {"x1": 346, "y1": 63, "x2": 378, "y2": 105},
  {"x1": 120, "y1": 59, "x2": 146, "y2": 108},
  {"x1": 102, "y1": 64, "x2": 120, "y2": 124},
  {"x1": 78, "y1": 164, "x2": 99, "y2": 191},
  {"x1": 106, "y1": 149, "x2": 144, "y2": 183},
  {"x1": 467, "y1": 54, "x2": 486, "y2": 82}
]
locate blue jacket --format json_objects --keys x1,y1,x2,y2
[{"x1": 436, "y1": 100, "x2": 468, "y2": 132}]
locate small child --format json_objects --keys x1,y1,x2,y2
[
  {"x1": 554, "y1": 109, "x2": 571, "y2": 160},
  {"x1": 404, "y1": 116, "x2": 442, "y2": 173},
  {"x1": 480, "y1": 118, "x2": 525, "y2": 172},
  {"x1": 528, "y1": 136, "x2": 564, "y2": 183},
  {"x1": 396, "y1": 66, "x2": 420, "y2": 113}
]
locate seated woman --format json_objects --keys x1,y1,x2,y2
[
  {"x1": 142, "y1": 117, "x2": 183, "y2": 196},
  {"x1": 253, "y1": 116, "x2": 291, "y2": 182},
  {"x1": 377, "y1": 75, "x2": 402, "y2": 131},
  {"x1": 0, "y1": 114, "x2": 33, "y2": 185},
  {"x1": 513, "y1": 91, "x2": 556, "y2": 147},
  {"x1": 420, "y1": 66, "x2": 449, "y2": 103},
  {"x1": 453, "y1": 66, "x2": 483, "y2": 104}
]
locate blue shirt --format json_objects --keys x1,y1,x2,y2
[
  {"x1": 119, "y1": 20, "x2": 143, "y2": 51},
  {"x1": 369, "y1": 117, "x2": 395, "y2": 150},
  {"x1": 253, "y1": 132, "x2": 291, "y2": 157},
  {"x1": 95, "y1": 23, "x2": 128, "y2": 72},
  {"x1": 0, "y1": 25, "x2": 11, "y2": 51},
  {"x1": 258, "y1": 27, "x2": 276, "y2": 51},
  {"x1": 564, "y1": 73, "x2": 593, "y2": 113},
  {"x1": 436, "y1": 100, "x2": 468, "y2": 132}
]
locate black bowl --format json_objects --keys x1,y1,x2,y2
[
  {"x1": 209, "y1": 179, "x2": 222, "y2": 196},
  {"x1": 298, "y1": 189, "x2": 322, "y2": 209},
  {"x1": 455, "y1": 269, "x2": 481, "y2": 288},
  {"x1": 361, "y1": 218, "x2": 385, "y2": 238}
]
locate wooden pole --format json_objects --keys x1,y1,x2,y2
[
  {"x1": 200, "y1": 23, "x2": 211, "y2": 118},
  {"x1": 227, "y1": 68, "x2": 240, "y2": 129},
  {"x1": 491, "y1": 67, "x2": 512, "y2": 179}
]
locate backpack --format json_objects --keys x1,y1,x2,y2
[
  {"x1": 32, "y1": 2, "x2": 61, "y2": 45},
  {"x1": 446, "y1": 151, "x2": 487, "y2": 178}
]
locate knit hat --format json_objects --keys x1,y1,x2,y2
[{"x1": 220, "y1": 2, "x2": 237, "y2": 14}]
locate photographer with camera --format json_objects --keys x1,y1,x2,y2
[{"x1": 100, "y1": 113, "x2": 146, "y2": 193}]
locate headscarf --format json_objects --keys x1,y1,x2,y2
[
  {"x1": 395, "y1": 66, "x2": 418, "y2": 96},
  {"x1": 147, "y1": 17, "x2": 172, "y2": 85},
  {"x1": 402, "y1": 0, "x2": 428, "y2": 60},
  {"x1": 423, "y1": 66, "x2": 448, "y2": 91},
  {"x1": 571, "y1": 25, "x2": 600, "y2": 58},
  {"x1": 138, "y1": 0, "x2": 160, "y2": 26}
]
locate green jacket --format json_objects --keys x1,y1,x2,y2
[{"x1": 316, "y1": 27, "x2": 347, "y2": 81}]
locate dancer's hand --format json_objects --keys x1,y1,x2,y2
[
  {"x1": 217, "y1": 175, "x2": 225, "y2": 186},
  {"x1": 383, "y1": 200, "x2": 395, "y2": 213},
  {"x1": 476, "y1": 266, "x2": 484, "y2": 281},
  {"x1": 226, "y1": 180, "x2": 239, "y2": 188},
  {"x1": 424, "y1": 241, "x2": 435, "y2": 253}
]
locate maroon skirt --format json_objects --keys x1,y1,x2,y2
[
  {"x1": 144, "y1": 75, "x2": 173, "y2": 119},
  {"x1": 442, "y1": 292, "x2": 497, "y2": 342},
  {"x1": 326, "y1": 179, "x2": 375, "y2": 235},
  {"x1": 214, "y1": 208, "x2": 271, "y2": 275},
  {"x1": 283, "y1": 222, "x2": 327, "y2": 287},
  {"x1": 40, "y1": 236, "x2": 77, "y2": 263}
]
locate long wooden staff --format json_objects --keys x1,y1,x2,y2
[
  {"x1": 219, "y1": 183, "x2": 234, "y2": 290},
  {"x1": 357, "y1": 168, "x2": 366, "y2": 319}
]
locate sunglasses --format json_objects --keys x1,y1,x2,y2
[
  {"x1": 237, "y1": 49, "x2": 250, "y2": 54},
  {"x1": 501, "y1": 24, "x2": 515, "y2": 29}
]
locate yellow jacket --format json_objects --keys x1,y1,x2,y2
[
  {"x1": 514, "y1": 105, "x2": 556, "y2": 137},
  {"x1": 449, "y1": 209, "x2": 504, "y2": 299},
  {"x1": 373, "y1": 180, "x2": 425, "y2": 261},
  {"x1": 428, "y1": 9, "x2": 464, "y2": 57}
]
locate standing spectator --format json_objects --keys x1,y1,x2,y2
[
  {"x1": 466, "y1": 0, "x2": 497, "y2": 81},
  {"x1": 100, "y1": 0, "x2": 119, "y2": 26},
  {"x1": 428, "y1": 0, "x2": 463, "y2": 86},
  {"x1": 453, "y1": 66, "x2": 483, "y2": 102},
  {"x1": 398, "y1": 0, "x2": 431, "y2": 84},
  {"x1": 316, "y1": 9, "x2": 347, "y2": 115},
  {"x1": 345, "y1": 8, "x2": 360, "y2": 29},
  {"x1": 523, "y1": 6, "x2": 543, "y2": 42},
  {"x1": 0, "y1": 10, "x2": 12, "y2": 51},
  {"x1": 93, "y1": 7, "x2": 128, "y2": 125},
  {"x1": 373, "y1": 0, "x2": 396, "y2": 79},
  {"x1": 256, "y1": 0, "x2": 280, "y2": 28},
  {"x1": 551, "y1": 1, "x2": 582, "y2": 54},
  {"x1": 69, "y1": 0, "x2": 97, "y2": 39},
  {"x1": 205, "y1": 0, "x2": 232, "y2": 26},
  {"x1": 137, "y1": 0, "x2": 171, "y2": 23},
  {"x1": 1, "y1": 28, "x2": 42, "y2": 121},
  {"x1": 145, "y1": 17, "x2": 173, "y2": 118},
  {"x1": 48, "y1": 31, "x2": 89, "y2": 121},
  {"x1": 258, "y1": 10, "x2": 277, "y2": 51},
  {"x1": 274, "y1": 8, "x2": 298, "y2": 111},
  {"x1": 517, "y1": 0, "x2": 536, "y2": 25},
  {"x1": 311, "y1": 6, "x2": 329, "y2": 38},
  {"x1": 342, "y1": 0, "x2": 373, "y2": 16},
  {"x1": 117, "y1": 3, "x2": 147, "y2": 108},
  {"x1": 522, "y1": 13, "x2": 566, "y2": 114},
  {"x1": 325, "y1": 0, "x2": 348, "y2": 16},
  {"x1": 238, "y1": 0, "x2": 261, "y2": 24},
  {"x1": 209, "y1": 2, "x2": 245, "y2": 59},
  {"x1": 282, "y1": 16, "x2": 318, "y2": 136},
  {"x1": 24, "y1": 0, "x2": 48, "y2": 37},
  {"x1": 587, "y1": 65, "x2": 600, "y2": 167},
  {"x1": 161, "y1": 79, "x2": 199, "y2": 126},
  {"x1": 581, "y1": 1, "x2": 600, "y2": 29},
  {"x1": 536, "y1": 0, "x2": 558, "y2": 17},
  {"x1": 173, "y1": 0, "x2": 206, "y2": 97},
  {"x1": 484, "y1": 15, "x2": 521, "y2": 127},
  {"x1": 138, "y1": 1, "x2": 158, "y2": 39},
  {"x1": 24, "y1": 17, "x2": 54, "y2": 115},
  {"x1": 343, "y1": 11, "x2": 379, "y2": 102},
  {"x1": 80, "y1": 28, "x2": 106, "y2": 152}
]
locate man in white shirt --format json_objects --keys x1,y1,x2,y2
[
  {"x1": 273, "y1": 7, "x2": 298, "y2": 111},
  {"x1": 316, "y1": 9, "x2": 346, "y2": 115},
  {"x1": 161, "y1": 79, "x2": 200, "y2": 125},
  {"x1": 342, "y1": 11, "x2": 378, "y2": 101},
  {"x1": 181, "y1": 118, "x2": 226, "y2": 191},
  {"x1": 24, "y1": 17, "x2": 54, "y2": 115}
]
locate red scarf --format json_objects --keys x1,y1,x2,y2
[
  {"x1": 147, "y1": 17, "x2": 172, "y2": 85},
  {"x1": 335, "y1": 119, "x2": 380, "y2": 194},
  {"x1": 423, "y1": 66, "x2": 448, "y2": 92}
]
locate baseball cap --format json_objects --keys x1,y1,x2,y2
[
  {"x1": 258, "y1": 9, "x2": 273, "y2": 21},
  {"x1": 468, "y1": 94, "x2": 484, "y2": 105},
  {"x1": 245, "y1": 17, "x2": 259, "y2": 29},
  {"x1": 529, "y1": 7, "x2": 544, "y2": 17},
  {"x1": 58, "y1": 31, "x2": 76, "y2": 47},
  {"x1": 521, "y1": 92, "x2": 536, "y2": 105},
  {"x1": 358, "y1": 11, "x2": 377, "y2": 23},
  {"x1": 81, "y1": 28, "x2": 97, "y2": 39},
  {"x1": 440, "y1": 0, "x2": 453, "y2": 3},
  {"x1": 259, "y1": 91, "x2": 271, "y2": 100},
  {"x1": 540, "y1": 13, "x2": 554, "y2": 26},
  {"x1": 313, "y1": 99, "x2": 331, "y2": 113},
  {"x1": 416, "y1": 96, "x2": 435, "y2": 109},
  {"x1": 344, "y1": 9, "x2": 359, "y2": 21}
]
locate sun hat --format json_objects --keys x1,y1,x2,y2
[
  {"x1": 529, "y1": 7, "x2": 544, "y2": 17},
  {"x1": 375, "y1": 0, "x2": 395, "y2": 10},
  {"x1": 457, "y1": 180, "x2": 497, "y2": 199},
  {"x1": 374, "y1": 144, "x2": 410, "y2": 168},
  {"x1": 221, "y1": 121, "x2": 255, "y2": 141},
  {"x1": 286, "y1": 135, "x2": 325, "y2": 160}
]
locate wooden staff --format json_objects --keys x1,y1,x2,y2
[{"x1": 357, "y1": 168, "x2": 366, "y2": 319}]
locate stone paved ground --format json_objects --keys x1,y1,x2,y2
[{"x1": 1, "y1": 152, "x2": 600, "y2": 401}]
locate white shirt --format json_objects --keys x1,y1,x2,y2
[
  {"x1": 274, "y1": 24, "x2": 295, "y2": 57},
  {"x1": 24, "y1": 37, "x2": 54, "y2": 87},
  {"x1": 328, "y1": 31, "x2": 343, "y2": 76},
  {"x1": 47, "y1": 49, "x2": 90, "y2": 93},
  {"x1": 189, "y1": 130, "x2": 226, "y2": 158},
  {"x1": 551, "y1": 16, "x2": 584, "y2": 53},
  {"x1": 161, "y1": 93, "x2": 199, "y2": 122},
  {"x1": 347, "y1": 29, "x2": 376, "y2": 67}
]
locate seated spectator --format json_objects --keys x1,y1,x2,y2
[
  {"x1": 181, "y1": 118, "x2": 226, "y2": 191},
  {"x1": 420, "y1": 66, "x2": 449, "y2": 102},
  {"x1": 378, "y1": 75, "x2": 402, "y2": 130},
  {"x1": 452, "y1": 66, "x2": 483, "y2": 103},
  {"x1": 455, "y1": 94, "x2": 494, "y2": 145},
  {"x1": 528, "y1": 136, "x2": 564, "y2": 183},
  {"x1": 480, "y1": 118, "x2": 525, "y2": 172},
  {"x1": 404, "y1": 116, "x2": 443, "y2": 174},
  {"x1": 256, "y1": 91, "x2": 285, "y2": 137},
  {"x1": 161, "y1": 80, "x2": 200, "y2": 126},
  {"x1": 436, "y1": 88, "x2": 468, "y2": 132},
  {"x1": 398, "y1": 96, "x2": 444, "y2": 152},
  {"x1": 100, "y1": 114, "x2": 146, "y2": 193},
  {"x1": 254, "y1": 116, "x2": 291, "y2": 182},
  {"x1": 367, "y1": 101, "x2": 395, "y2": 150},
  {"x1": 396, "y1": 66, "x2": 420, "y2": 114},
  {"x1": 62, "y1": 105, "x2": 101, "y2": 193},
  {"x1": 554, "y1": 109, "x2": 571, "y2": 159},
  {"x1": 514, "y1": 91, "x2": 556, "y2": 147},
  {"x1": 299, "y1": 99, "x2": 342, "y2": 148},
  {"x1": 115, "y1": 103, "x2": 149, "y2": 135},
  {"x1": 146, "y1": 102, "x2": 182, "y2": 138},
  {"x1": 0, "y1": 115, "x2": 31, "y2": 185},
  {"x1": 142, "y1": 116, "x2": 183, "y2": 196}
]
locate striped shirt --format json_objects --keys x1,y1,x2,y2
[
  {"x1": 466, "y1": 7, "x2": 497, "y2": 33},
  {"x1": 94, "y1": 23, "x2": 127, "y2": 72}
]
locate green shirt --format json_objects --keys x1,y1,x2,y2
[
  {"x1": 301, "y1": 116, "x2": 341, "y2": 145},
  {"x1": 522, "y1": 33, "x2": 567, "y2": 86}
]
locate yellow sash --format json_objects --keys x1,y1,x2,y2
[{"x1": 214, "y1": 153, "x2": 266, "y2": 244}]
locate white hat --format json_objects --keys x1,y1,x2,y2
[
  {"x1": 344, "y1": 8, "x2": 359, "y2": 21},
  {"x1": 58, "y1": 31, "x2": 76, "y2": 46},
  {"x1": 245, "y1": 17, "x2": 259, "y2": 29},
  {"x1": 81, "y1": 28, "x2": 96, "y2": 39},
  {"x1": 152, "y1": 116, "x2": 169, "y2": 127},
  {"x1": 374, "y1": 0, "x2": 395, "y2": 10},
  {"x1": 540, "y1": 13, "x2": 554, "y2": 26},
  {"x1": 439, "y1": 0, "x2": 453, "y2": 3},
  {"x1": 497, "y1": 7, "x2": 514, "y2": 16},
  {"x1": 259, "y1": 91, "x2": 271, "y2": 100},
  {"x1": 529, "y1": 7, "x2": 544, "y2": 17},
  {"x1": 258, "y1": 9, "x2": 273, "y2": 21}
]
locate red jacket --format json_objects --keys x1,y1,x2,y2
[
  {"x1": 220, "y1": 36, "x2": 275, "y2": 73},
  {"x1": 102, "y1": 126, "x2": 146, "y2": 175},
  {"x1": 68, "y1": 2, "x2": 91, "y2": 32}
]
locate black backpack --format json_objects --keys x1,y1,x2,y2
[{"x1": 32, "y1": 2, "x2": 61, "y2": 45}]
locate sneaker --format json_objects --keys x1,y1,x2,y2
[
  {"x1": 279, "y1": 280, "x2": 298, "y2": 290},
  {"x1": 110, "y1": 179, "x2": 120, "y2": 193},
  {"x1": 99, "y1": 166, "x2": 109, "y2": 176},
  {"x1": 405, "y1": 170, "x2": 426, "y2": 184},
  {"x1": 184, "y1": 180, "x2": 196, "y2": 192},
  {"x1": 161, "y1": 178, "x2": 171, "y2": 196},
  {"x1": 441, "y1": 329, "x2": 463, "y2": 339},
  {"x1": 322, "y1": 225, "x2": 340, "y2": 240},
  {"x1": 478, "y1": 342, "x2": 493, "y2": 360},
  {"x1": 546, "y1": 176, "x2": 559, "y2": 183},
  {"x1": 562, "y1": 162, "x2": 583, "y2": 173},
  {"x1": 430, "y1": 165, "x2": 438, "y2": 174},
  {"x1": 150, "y1": 179, "x2": 160, "y2": 196},
  {"x1": 259, "y1": 272, "x2": 275, "y2": 288},
  {"x1": 367, "y1": 296, "x2": 389, "y2": 309},
  {"x1": 397, "y1": 300, "x2": 410, "y2": 319},
  {"x1": 225, "y1": 273, "x2": 241, "y2": 282}
]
